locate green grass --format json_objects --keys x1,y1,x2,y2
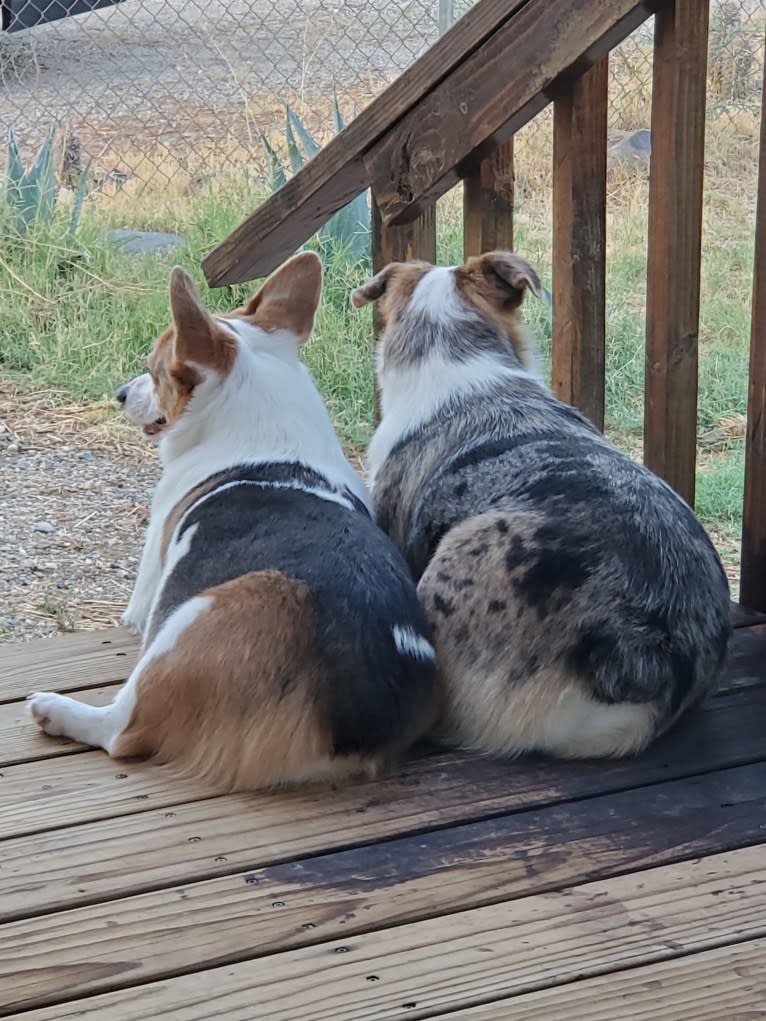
[{"x1": 0, "y1": 127, "x2": 757, "y2": 576}]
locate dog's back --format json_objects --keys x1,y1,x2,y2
[
  {"x1": 355, "y1": 252, "x2": 731, "y2": 759},
  {"x1": 139, "y1": 460, "x2": 439, "y2": 785}
]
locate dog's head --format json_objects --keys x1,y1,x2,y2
[
  {"x1": 350, "y1": 251, "x2": 543, "y2": 375},
  {"x1": 117, "y1": 251, "x2": 323, "y2": 445}
]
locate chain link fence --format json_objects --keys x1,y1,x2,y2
[{"x1": 0, "y1": 0, "x2": 764, "y2": 190}]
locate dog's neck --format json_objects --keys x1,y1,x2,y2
[
  {"x1": 157, "y1": 319, "x2": 370, "y2": 511},
  {"x1": 369, "y1": 339, "x2": 545, "y2": 483}
]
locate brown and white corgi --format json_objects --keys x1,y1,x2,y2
[
  {"x1": 352, "y1": 252, "x2": 730, "y2": 760},
  {"x1": 29, "y1": 253, "x2": 439, "y2": 790}
]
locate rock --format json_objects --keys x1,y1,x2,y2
[
  {"x1": 34, "y1": 521, "x2": 55, "y2": 534},
  {"x1": 607, "y1": 129, "x2": 651, "y2": 170},
  {"x1": 106, "y1": 229, "x2": 186, "y2": 255}
]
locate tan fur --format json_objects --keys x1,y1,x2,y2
[
  {"x1": 454, "y1": 252, "x2": 543, "y2": 371},
  {"x1": 113, "y1": 571, "x2": 386, "y2": 791},
  {"x1": 350, "y1": 262, "x2": 430, "y2": 330},
  {"x1": 146, "y1": 271, "x2": 237, "y2": 429},
  {"x1": 232, "y1": 251, "x2": 323, "y2": 343}
]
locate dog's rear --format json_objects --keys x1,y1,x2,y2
[{"x1": 354, "y1": 253, "x2": 731, "y2": 759}]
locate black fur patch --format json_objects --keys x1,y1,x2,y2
[
  {"x1": 505, "y1": 536, "x2": 529, "y2": 572},
  {"x1": 154, "y1": 462, "x2": 437, "y2": 758},
  {"x1": 488, "y1": 600, "x2": 506, "y2": 613},
  {"x1": 516, "y1": 547, "x2": 592, "y2": 618},
  {"x1": 432, "y1": 593, "x2": 455, "y2": 617}
]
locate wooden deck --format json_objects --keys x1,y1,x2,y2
[{"x1": 1, "y1": 614, "x2": 765, "y2": 1019}]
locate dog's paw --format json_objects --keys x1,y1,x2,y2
[
  {"x1": 27, "y1": 691, "x2": 72, "y2": 737},
  {"x1": 121, "y1": 610, "x2": 144, "y2": 637}
]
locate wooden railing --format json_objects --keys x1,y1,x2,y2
[{"x1": 203, "y1": 0, "x2": 766, "y2": 612}]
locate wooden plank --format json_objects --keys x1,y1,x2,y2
[
  {"x1": 201, "y1": 0, "x2": 532, "y2": 285},
  {"x1": 11, "y1": 846, "x2": 766, "y2": 1020},
  {"x1": 2, "y1": 686, "x2": 764, "y2": 922},
  {"x1": 0, "y1": 684, "x2": 120, "y2": 767},
  {"x1": 551, "y1": 58, "x2": 608, "y2": 430},
  {"x1": 462, "y1": 139, "x2": 515, "y2": 257},
  {"x1": 740, "y1": 57, "x2": 766, "y2": 611},
  {"x1": 368, "y1": 0, "x2": 652, "y2": 225},
  {"x1": 0, "y1": 752, "x2": 217, "y2": 840},
  {"x1": 0, "y1": 627, "x2": 138, "y2": 704},
  {"x1": 723, "y1": 623, "x2": 766, "y2": 692},
  {"x1": 1, "y1": 762, "x2": 764, "y2": 1012},
  {"x1": 730, "y1": 600, "x2": 766, "y2": 628},
  {"x1": 643, "y1": 0, "x2": 710, "y2": 505},
  {"x1": 432, "y1": 938, "x2": 766, "y2": 1020}
]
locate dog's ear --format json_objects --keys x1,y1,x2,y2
[
  {"x1": 169, "y1": 267, "x2": 235, "y2": 379},
  {"x1": 243, "y1": 251, "x2": 322, "y2": 344},
  {"x1": 350, "y1": 265, "x2": 401, "y2": 308},
  {"x1": 475, "y1": 251, "x2": 544, "y2": 306}
]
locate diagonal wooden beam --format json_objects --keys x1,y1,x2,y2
[
  {"x1": 202, "y1": 0, "x2": 532, "y2": 286},
  {"x1": 367, "y1": 0, "x2": 653, "y2": 226}
]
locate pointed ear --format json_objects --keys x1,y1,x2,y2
[
  {"x1": 476, "y1": 251, "x2": 544, "y2": 306},
  {"x1": 243, "y1": 251, "x2": 322, "y2": 344},
  {"x1": 168, "y1": 267, "x2": 235, "y2": 378},
  {"x1": 350, "y1": 264, "x2": 400, "y2": 308}
]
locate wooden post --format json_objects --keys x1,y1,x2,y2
[
  {"x1": 463, "y1": 140, "x2": 515, "y2": 258},
  {"x1": 371, "y1": 193, "x2": 437, "y2": 273},
  {"x1": 740, "y1": 56, "x2": 766, "y2": 611},
  {"x1": 551, "y1": 58, "x2": 608, "y2": 431},
  {"x1": 643, "y1": 0, "x2": 709, "y2": 505},
  {"x1": 370, "y1": 191, "x2": 437, "y2": 421}
]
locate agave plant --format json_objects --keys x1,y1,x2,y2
[
  {"x1": 4, "y1": 127, "x2": 89, "y2": 237},
  {"x1": 262, "y1": 100, "x2": 370, "y2": 263}
]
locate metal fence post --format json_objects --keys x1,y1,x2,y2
[{"x1": 438, "y1": 0, "x2": 454, "y2": 36}]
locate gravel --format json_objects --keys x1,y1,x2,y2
[{"x1": 0, "y1": 383, "x2": 158, "y2": 644}]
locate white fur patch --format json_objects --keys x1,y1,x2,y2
[
  {"x1": 392, "y1": 624, "x2": 436, "y2": 662},
  {"x1": 408, "y1": 266, "x2": 462, "y2": 321},
  {"x1": 122, "y1": 372, "x2": 161, "y2": 427},
  {"x1": 28, "y1": 595, "x2": 212, "y2": 752},
  {"x1": 143, "y1": 522, "x2": 199, "y2": 638},
  {"x1": 123, "y1": 310, "x2": 372, "y2": 641},
  {"x1": 152, "y1": 315, "x2": 370, "y2": 512},
  {"x1": 369, "y1": 351, "x2": 538, "y2": 481}
]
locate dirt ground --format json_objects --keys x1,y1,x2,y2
[
  {"x1": 0, "y1": 383, "x2": 157, "y2": 643},
  {"x1": 1, "y1": 0, "x2": 437, "y2": 180}
]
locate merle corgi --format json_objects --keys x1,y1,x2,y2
[
  {"x1": 351, "y1": 251, "x2": 730, "y2": 759},
  {"x1": 29, "y1": 253, "x2": 439, "y2": 789}
]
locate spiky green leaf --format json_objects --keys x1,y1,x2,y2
[
  {"x1": 332, "y1": 93, "x2": 346, "y2": 135},
  {"x1": 6, "y1": 128, "x2": 25, "y2": 188},
  {"x1": 286, "y1": 104, "x2": 320, "y2": 159},
  {"x1": 260, "y1": 132, "x2": 287, "y2": 191},
  {"x1": 285, "y1": 112, "x2": 305, "y2": 174}
]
